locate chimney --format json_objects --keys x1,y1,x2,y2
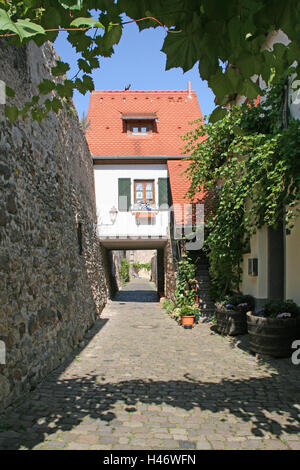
[{"x1": 187, "y1": 81, "x2": 192, "y2": 98}]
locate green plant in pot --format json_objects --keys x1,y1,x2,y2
[
  {"x1": 173, "y1": 307, "x2": 182, "y2": 323},
  {"x1": 180, "y1": 304, "x2": 198, "y2": 328},
  {"x1": 247, "y1": 299, "x2": 300, "y2": 358}
]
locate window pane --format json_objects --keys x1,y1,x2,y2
[
  {"x1": 146, "y1": 182, "x2": 153, "y2": 190},
  {"x1": 141, "y1": 127, "x2": 147, "y2": 133},
  {"x1": 146, "y1": 192, "x2": 153, "y2": 201},
  {"x1": 132, "y1": 127, "x2": 139, "y2": 133},
  {"x1": 136, "y1": 183, "x2": 143, "y2": 191}
]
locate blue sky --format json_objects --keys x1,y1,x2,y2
[{"x1": 54, "y1": 20, "x2": 215, "y2": 120}]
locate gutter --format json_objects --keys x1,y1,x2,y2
[{"x1": 92, "y1": 155, "x2": 187, "y2": 160}]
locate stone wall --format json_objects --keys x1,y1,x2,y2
[
  {"x1": 103, "y1": 249, "x2": 126, "y2": 297},
  {"x1": 0, "y1": 41, "x2": 107, "y2": 411},
  {"x1": 150, "y1": 253, "x2": 157, "y2": 285},
  {"x1": 128, "y1": 250, "x2": 154, "y2": 280}
]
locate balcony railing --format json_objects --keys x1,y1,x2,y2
[{"x1": 131, "y1": 203, "x2": 159, "y2": 213}]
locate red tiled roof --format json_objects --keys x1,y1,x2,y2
[
  {"x1": 86, "y1": 90, "x2": 203, "y2": 156},
  {"x1": 167, "y1": 160, "x2": 207, "y2": 226},
  {"x1": 121, "y1": 112, "x2": 157, "y2": 119}
]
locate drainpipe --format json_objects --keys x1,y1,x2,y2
[{"x1": 282, "y1": 79, "x2": 290, "y2": 300}]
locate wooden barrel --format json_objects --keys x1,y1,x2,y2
[
  {"x1": 215, "y1": 305, "x2": 247, "y2": 336},
  {"x1": 246, "y1": 312, "x2": 300, "y2": 358}
]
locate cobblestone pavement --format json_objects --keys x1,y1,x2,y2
[{"x1": 1, "y1": 279, "x2": 300, "y2": 450}]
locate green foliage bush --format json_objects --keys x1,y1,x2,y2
[
  {"x1": 174, "y1": 253, "x2": 198, "y2": 307},
  {"x1": 222, "y1": 293, "x2": 255, "y2": 311},
  {"x1": 3, "y1": 1, "x2": 300, "y2": 123},
  {"x1": 179, "y1": 305, "x2": 198, "y2": 317},
  {"x1": 132, "y1": 262, "x2": 151, "y2": 271},
  {"x1": 162, "y1": 298, "x2": 175, "y2": 314},
  {"x1": 173, "y1": 307, "x2": 181, "y2": 318},
  {"x1": 261, "y1": 299, "x2": 300, "y2": 319},
  {"x1": 119, "y1": 258, "x2": 130, "y2": 285},
  {"x1": 184, "y1": 80, "x2": 300, "y2": 299}
]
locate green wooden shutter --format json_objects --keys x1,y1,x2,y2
[
  {"x1": 118, "y1": 178, "x2": 131, "y2": 212},
  {"x1": 158, "y1": 178, "x2": 171, "y2": 209}
]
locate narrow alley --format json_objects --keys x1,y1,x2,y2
[{"x1": 0, "y1": 280, "x2": 300, "y2": 450}]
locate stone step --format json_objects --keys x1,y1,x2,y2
[{"x1": 194, "y1": 262, "x2": 214, "y2": 317}]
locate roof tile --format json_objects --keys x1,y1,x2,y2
[
  {"x1": 86, "y1": 89, "x2": 203, "y2": 156},
  {"x1": 167, "y1": 160, "x2": 207, "y2": 226}
]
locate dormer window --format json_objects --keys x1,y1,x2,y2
[
  {"x1": 121, "y1": 112, "x2": 157, "y2": 135},
  {"x1": 128, "y1": 122, "x2": 153, "y2": 135}
]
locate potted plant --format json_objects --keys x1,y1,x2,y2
[
  {"x1": 247, "y1": 299, "x2": 300, "y2": 358},
  {"x1": 215, "y1": 293, "x2": 255, "y2": 336},
  {"x1": 179, "y1": 304, "x2": 198, "y2": 328},
  {"x1": 172, "y1": 307, "x2": 182, "y2": 324}
]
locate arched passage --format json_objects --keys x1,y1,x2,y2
[{"x1": 100, "y1": 238, "x2": 169, "y2": 301}]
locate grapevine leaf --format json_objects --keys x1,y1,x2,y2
[
  {"x1": 51, "y1": 61, "x2": 70, "y2": 76},
  {"x1": 208, "y1": 70, "x2": 232, "y2": 100},
  {"x1": 198, "y1": 56, "x2": 219, "y2": 81},
  {"x1": 162, "y1": 30, "x2": 200, "y2": 73},
  {"x1": 38, "y1": 79, "x2": 56, "y2": 95},
  {"x1": 103, "y1": 23, "x2": 122, "y2": 48},
  {"x1": 82, "y1": 74, "x2": 94, "y2": 92},
  {"x1": 51, "y1": 97, "x2": 63, "y2": 112},
  {"x1": 240, "y1": 79, "x2": 261, "y2": 99},
  {"x1": 0, "y1": 10, "x2": 45, "y2": 41},
  {"x1": 209, "y1": 106, "x2": 228, "y2": 123},
  {"x1": 58, "y1": 0, "x2": 83, "y2": 11},
  {"x1": 70, "y1": 17, "x2": 104, "y2": 28},
  {"x1": 74, "y1": 78, "x2": 86, "y2": 94},
  {"x1": 14, "y1": 19, "x2": 45, "y2": 39},
  {"x1": 78, "y1": 58, "x2": 92, "y2": 73},
  {"x1": 89, "y1": 57, "x2": 100, "y2": 69},
  {"x1": 0, "y1": 10, "x2": 18, "y2": 34},
  {"x1": 56, "y1": 80, "x2": 74, "y2": 98}
]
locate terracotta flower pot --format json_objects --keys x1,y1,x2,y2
[{"x1": 181, "y1": 315, "x2": 195, "y2": 327}]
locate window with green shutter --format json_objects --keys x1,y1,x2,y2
[
  {"x1": 158, "y1": 177, "x2": 171, "y2": 210},
  {"x1": 118, "y1": 178, "x2": 131, "y2": 212}
]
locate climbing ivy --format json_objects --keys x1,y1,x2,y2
[
  {"x1": 183, "y1": 80, "x2": 300, "y2": 299},
  {"x1": 1, "y1": 0, "x2": 300, "y2": 121},
  {"x1": 132, "y1": 262, "x2": 151, "y2": 272},
  {"x1": 119, "y1": 258, "x2": 130, "y2": 285},
  {"x1": 174, "y1": 253, "x2": 198, "y2": 307}
]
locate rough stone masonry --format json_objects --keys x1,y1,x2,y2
[{"x1": 0, "y1": 40, "x2": 107, "y2": 411}]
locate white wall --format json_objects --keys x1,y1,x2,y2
[
  {"x1": 241, "y1": 226, "x2": 268, "y2": 300},
  {"x1": 240, "y1": 31, "x2": 300, "y2": 304},
  {"x1": 285, "y1": 206, "x2": 300, "y2": 304},
  {"x1": 94, "y1": 163, "x2": 170, "y2": 238}
]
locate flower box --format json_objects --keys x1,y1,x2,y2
[
  {"x1": 214, "y1": 294, "x2": 254, "y2": 336},
  {"x1": 215, "y1": 302, "x2": 248, "y2": 336}
]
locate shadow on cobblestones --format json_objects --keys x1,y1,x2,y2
[
  {"x1": 1, "y1": 372, "x2": 299, "y2": 449},
  {"x1": 225, "y1": 332, "x2": 299, "y2": 374},
  {"x1": 113, "y1": 290, "x2": 159, "y2": 303},
  {"x1": 112, "y1": 280, "x2": 159, "y2": 303},
  {"x1": 210, "y1": 324, "x2": 300, "y2": 379}
]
